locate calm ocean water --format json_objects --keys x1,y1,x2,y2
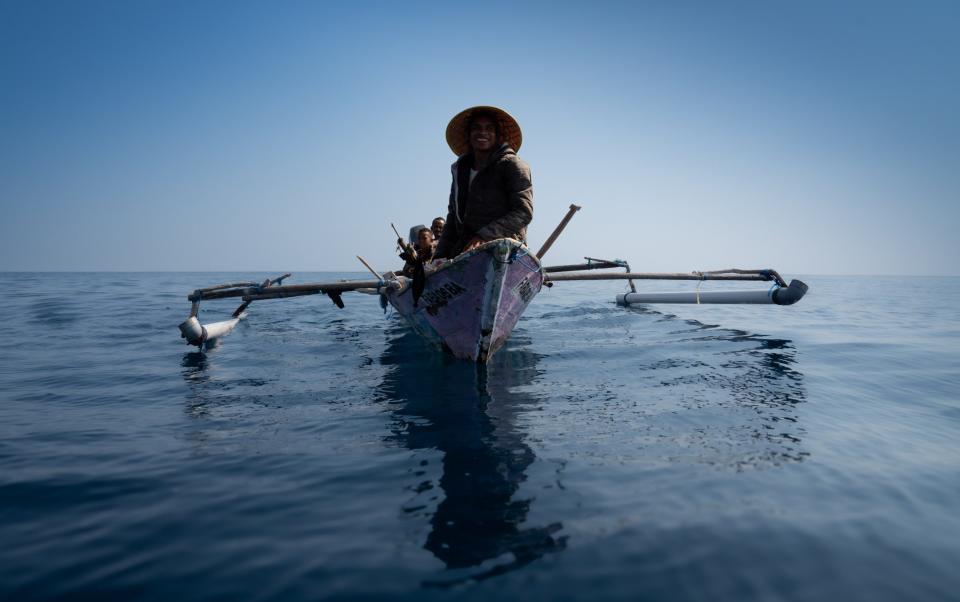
[{"x1": 1, "y1": 272, "x2": 958, "y2": 601}]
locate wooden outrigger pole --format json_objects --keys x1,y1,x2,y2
[
  {"x1": 179, "y1": 276, "x2": 399, "y2": 347},
  {"x1": 546, "y1": 269, "x2": 808, "y2": 306},
  {"x1": 177, "y1": 204, "x2": 808, "y2": 357}
]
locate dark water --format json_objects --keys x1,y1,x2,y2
[{"x1": 1, "y1": 272, "x2": 958, "y2": 601}]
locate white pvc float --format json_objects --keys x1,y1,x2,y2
[
  {"x1": 616, "y1": 280, "x2": 808, "y2": 306},
  {"x1": 178, "y1": 315, "x2": 242, "y2": 346}
]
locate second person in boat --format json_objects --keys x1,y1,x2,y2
[{"x1": 434, "y1": 106, "x2": 533, "y2": 259}]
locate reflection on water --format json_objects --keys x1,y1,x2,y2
[
  {"x1": 181, "y1": 351, "x2": 209, "y2": 373},
  {"x1": 174, "y1": 307, "x2": 809, "y2": 588},
  {"x1": 702, "y1": 328, "x2": 808, "y2": 468},
  {"x1": 4, "y1": 273, "x2": 956, "y2": 601},
  {"x1": 378, "y1": 328, "x2": 566, "y2": 587},
  {"x1": 180, "y1": 350, "x2": 218, "y2": 428},
  {"x1": 634, "y1": 311, "x2": 809, "y2": 470}
]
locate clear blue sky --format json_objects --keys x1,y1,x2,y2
[{"x1": 2, "y1": 0, "x2": 957, "y2": 275}]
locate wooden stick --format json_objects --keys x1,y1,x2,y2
[
  {"x1": 356, "y1": 255, "x2": 384, "y2": 280},
  {"x1": 544, "y1": 260, "x2": 624, "y2": 273},
  {"x1": 194, "y1": 273, "x2": 291, "y2": 299},
  {"x1": 391, "y1": 223, "x2": 418, "y2": 260},
  {"x1": 241, "y1": 290, "x2": 324, "y2": 302},
  {"x1": 701, "y1": 268, "x2": 786, "y2": 287},
  {"x1": 230, "y1": 273, "x2": 292, "y2": 317},
  {"x1": 197, "y1": 281, "x2": 261, "y2": 294},
  {"x1": 189, "y1": 279, "x2": 385, "y2": 302},
  {"x1": 536, "y1": 204, "x2": 581, "y2": 260},
  {"x1": 546, "y1": 272, "x2": 778, "y2": 283}
]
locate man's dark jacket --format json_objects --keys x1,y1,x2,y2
[{"x1": 434, "y1": 143, "x2": 533, "y2": 259}]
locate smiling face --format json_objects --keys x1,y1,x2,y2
[
  {"x1": 469, "y1": 116, "x2": 499, "y2": 154},
  {"x1": 431, "y1": 218, "x2": 445, "y2": 238}
]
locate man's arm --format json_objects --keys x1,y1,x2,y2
[{"x1": 475, "y1": 156, "x2": 533, "y2": 241}]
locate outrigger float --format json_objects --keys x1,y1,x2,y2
[{"x1": 179, "y1": 205, "x2": 808, "y2": 363}]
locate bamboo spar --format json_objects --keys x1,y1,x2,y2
[
  {"x1": 546, "y1": 272, "x2": 776, "y2": 283},
  {"x1": 180, "y1": 276, "x2": 392, "y2": 347},
  {"x1": 356, "y1": 256, "x2": 384, "y2": 280},
  {"x1": 544, "y1": 269, "x2": 807, "y2": 306},
  {"x1": 536, "y1": 204, "x2": 581, "y2": 260}
]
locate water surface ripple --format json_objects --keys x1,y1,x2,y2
[{"x1": 1, "y1": 273, "x2": 957, "y2": 601}]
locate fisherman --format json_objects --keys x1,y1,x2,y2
[
  {"x1": 434, "y1": 106, "x2": 533, "y2": 259},
  {"x1": 415, "y1": 227, "x2": 435, "y2": 260},
  {"x1": 402, "y1": 227, "x2": 434, "y2": 276},
  {"x1": 430, "y1": 217, "x2": 445, "y2": 241}
]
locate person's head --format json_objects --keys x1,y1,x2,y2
[
  {"x1": 446, "y1": 106, "x2": 522, "y2": 156},
  {"x1": 431, "y1": 217, "x2": 445, "y2": 238},
  {"x1": 467, "y1": 110, "x2": 501, "y2": 154},
  {"x1": 416, "y1": 227, "x2": 434, "y2": 251}
]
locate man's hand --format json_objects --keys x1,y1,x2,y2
[{"x1": 463, "y1": 237, "x2": 485, "y2": 252}]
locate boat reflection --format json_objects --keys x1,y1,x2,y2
[
  {"x1": 655, "y1": 317, "x2": 810, "y2": 468},
  {"x1": 377, "y1": 327, "x2": 565, "y2": 586}
]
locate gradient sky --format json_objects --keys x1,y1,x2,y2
[{"x1": 2, "y1": 1, "x2": 957, "y2": 274}]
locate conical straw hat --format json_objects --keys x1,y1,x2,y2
[{"x1": 445, "y1": 105, "x2": 522, "y2": 156}]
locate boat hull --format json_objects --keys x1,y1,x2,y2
[{"x1": 385, "y1": 239, "x2": 543, "y2": 363}]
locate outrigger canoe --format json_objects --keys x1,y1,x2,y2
[
  {"x1": 385, "y1": 238, "x2": 543, "y2": 362},
  {"x1": 179, "y1": 205, "x2": 808, "y2": 363}
]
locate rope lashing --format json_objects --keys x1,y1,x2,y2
[{"x1": 692, "y1": 271, "x2": 707, "y2": 305}]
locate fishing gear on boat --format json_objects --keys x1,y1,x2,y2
[
  {"x1": 391, "y1": 222, "x2": 418, "y2": 262},
  {"x1": 391, "y1": 223, "x2": 429, "y2": 306}
]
